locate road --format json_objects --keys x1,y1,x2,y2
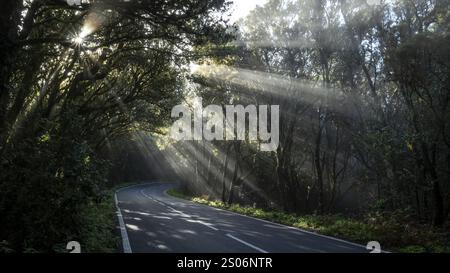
[{"x1": 115, "y1": 183, "x2": 369, "y2": 253}]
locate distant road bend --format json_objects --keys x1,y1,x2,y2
[{"x1": 115, "y1": 183, "x2": 369, "y2": 253}]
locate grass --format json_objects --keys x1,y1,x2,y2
[
  {"x1": 78, "y1": 189, "x2": 119, "y2": 253},
  {"x1": 71, "y1": 182, "x2": 148, "y2": 253},
  {"x1": 1, "y1": 187, "x2": 121, "y2": 253},
  {"x1": 167, "y1": 187, "x2": 187, "y2": 199},
  {"x1": 1, "y1": 182, "x2": 160, "y2": 253},
  {"x1": 168, "y1": 188, "x2": 449, "y2": 253}
]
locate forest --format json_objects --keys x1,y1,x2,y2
[{"x1": 0, "y1": 0, "x2": 449, "y2": 253}]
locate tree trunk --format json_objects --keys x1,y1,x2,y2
[
  {"x1": 227, "y1": 143, "x2": 240, "y2": 205},
  {"x1": 315, "y1": 112, "x2": 325, "y2": 214},
  {"x1": 221, "y1": 144, "x2": 231, "y2": 203}
]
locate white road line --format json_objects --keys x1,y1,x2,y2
[
  {"x1": 140, "y1": 189, "x2": 167, "y2": 207},
  {"x1": 140, "y1": 189, "x2": 220, "y2": 231},
  {"x1": 197, "y1": 221, "x2": 219, "y2": 231},
  {"x1": 226, "y1": 234, "x2": 268, "y2": 253},
  {"x1": 222, "y1": 209, "x2": 368, "y2": 250},
  {"x1": 137, "y1": 184, "x2": 374, "y2": 253},
  {"x1": 141, "y1": 186, "x2": 265, "y2": 250},
  {"x1": 164, "y1": 188, "x2": 370, "y2": 251},
  {"x1": 114, "y1": 192, "x2": 132, "y2": 253}
]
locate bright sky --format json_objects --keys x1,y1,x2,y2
[{"x1": 229, "y1": 0, "x2": 269, "y2": 23}]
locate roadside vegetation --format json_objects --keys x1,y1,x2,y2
[
  {"x1": 76, "y1": 190, "x2": 119, "y2": 253},
  {"x1": 0, "y1": 0, "x2": 227, "y2": 252},
  {"x1": 0, "y1": 187, "x2": 119, "y2": 253},
  {"x1": 1, "y1": 0, "x2": 449, "y2": 253},
  {"x1": 168, "y1": 189, "x2": 449, "y2": 253},
  {"x1": 74, "y1": 182, "x2": 152, "y2": 253},
  {"x1": 165, "y1": 0, "x2": 450, "y2": 253}
]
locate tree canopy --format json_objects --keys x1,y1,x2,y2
[{"x1": 0, "y1": 0, "x2": 449, "y2": 252}]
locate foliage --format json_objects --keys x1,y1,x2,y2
[
  {"x1": 1, "y1": 0, "x2": 450, "y2": 252},
  {"x1": 0, "y1": 116, "x2": 108, "y2": 251},
  {"x1": 177, "y1": 0, "x2": 450, "y2": 230},
  {"x1": 0, "y1": 0, "x2": 231, "y2": 252},
  {"x1": 167, "y1": 188, "x2": 187, "y2": 200},
  {"x1": 78, "y1": 192, "x2": 118, "y2": 253},
  {"x1": 0, "y1": 240, "x2": 14, "y2": 253},
  {"x1": 169, "y1": 189, "x2": 449, "y2": 253}
]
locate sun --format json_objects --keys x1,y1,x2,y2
[
  {"x1": 71, "y1": 25, "x2": 93, "y2": 45},
  {"x1": 189, "y1": 62, "x2": 200, "y2": 74},
  {"x1": 72, "y1": 35, "x2": 84, "y2": 45}
]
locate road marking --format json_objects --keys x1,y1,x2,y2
[
  {"x1": 197, "y1": 221, "x2": 219, "y2": 231},
  {"x1": 165, "y1": 187, "x2": 370, "y2": 251},
  {"x1": 140, "y1": 189, "x2": 220, "y2": 231},
  {"x1": 115, "y1": 192, "x2": 132, "y2": 253},
  {"x1": 222, "y1": 209, "x2": 369, "y2": 250},
  {"x1": 226, "y1": 234, "x2": 268, "y2": 253},
  {"x1": 118, "y1": 183, "x2": 380, "y2": 253}
]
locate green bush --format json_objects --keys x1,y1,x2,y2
[
  {"x1": 0, "y1": 241, "x2": 14, "y2": 253},
  {"x1": 169, "y1": 189, "x2": 449, "y2": 253},
  {"x1": 0, "y1": 116, "x2": 111, "y2": 252},
  {"x1": 78, "y1": 194, "x2": 118, "y2": 253}
]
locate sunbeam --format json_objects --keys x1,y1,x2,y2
[{"x1": 191, "y1": 63, "x2": 343, "y2": 102}]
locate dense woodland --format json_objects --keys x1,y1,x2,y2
[
  {"x1": 0, "y1": 0, "x2": 449, "y2": 252},
  {"x1": 167, "y1": 0, "x2": 450, "y2": 236},
  {"x1": 0, "y1": 0, "x2": 228, "y2": 252}
]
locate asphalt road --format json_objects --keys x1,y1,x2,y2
[{"x1": 115, "y1": 183, "x2": 369, "y2": 253}]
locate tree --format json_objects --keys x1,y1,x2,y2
[{"x1": 0, "y1": 0, "x2": 232, "y2": 251}]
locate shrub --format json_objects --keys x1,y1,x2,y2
[{"x1": 168, "y1": 189, "x2": 449, "y2": 253}]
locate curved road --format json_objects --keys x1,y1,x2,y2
[{"x1": 115, "y1": 183, "x2": 369, "y2": 253}]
